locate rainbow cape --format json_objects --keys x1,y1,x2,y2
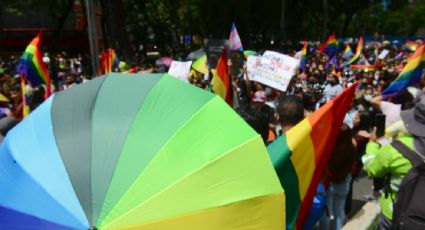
[
  {"x1": 267, "y1": 83, "x2": 357, "y2": 230},
  {"x1": 319, "y1": 33, "x2": 340, "y2": 54},
  {"x1": 17, "y1": 32, "x2": 51, "y2": 97},
  {"x1": 211, "y1": 48, "x2": 232, "y2": 105},
  {"x1": 343, "y1": 44, "x2": 354, "y2": 59},
  {"x1": 299, "y1": 41, "x2": 308, "y2": 70},
  {"x1": 345, "y1": 37, "x2": 363, "y2": 66},
  {"x1": 382, "y1": 44, "x2": 425, "y2": 98}
]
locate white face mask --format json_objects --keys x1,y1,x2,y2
[{"x1": 364, "y1": 95, "x2": 373, "y2": 101}]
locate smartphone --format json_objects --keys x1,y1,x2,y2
[{"x1": 375, "y1": 114, "x2": 386, "y2": 138}]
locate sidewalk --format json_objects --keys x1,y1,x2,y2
[{"x1": 342, "y1": 202, "x2": 380, "y2": 230}]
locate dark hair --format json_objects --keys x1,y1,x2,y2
[
  {"x1": 237, "y1": 105, "x2": 269, "y2": 144},
  {"x1": 392, "y1": 90, "x2": 415, "y2": 110},
  {"x1": 276, "y1": 95, "x2": 304, "y2": 126},
  {"x1": 328, "y1": 124, "x2": 356, "y2": 183}
]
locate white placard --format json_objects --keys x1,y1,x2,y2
[
  {"x1": 378, "y1": 49, "x2": 389, "y2": 59},
  {"x1": 168, "y1": 61, "x2": 192, "y2": 82},
  {"x1": 247, "y1": 51, "x2": 299, "y2": 91}
]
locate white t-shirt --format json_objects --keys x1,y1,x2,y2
[
  {"x1": 324, "y1": 84, "x2": 344, "y2": 101},
  {"x1": 380, "y1": 101, "x2": 401, "y2": 127}
]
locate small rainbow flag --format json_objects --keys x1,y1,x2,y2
[
  {"x1": 299, "y1": 41, "x2": 308, "y2": 70},
  {"x1": 319, "y1": 33, "x2": 340, "y2": 54},
  {"x1": 211, "y1": 48, "x2": 232, "y2": 105},
  {"x1": 123, "y1": 67, "x2": 138, "y2": 74},
  {"x1": 382, "y1": 44, "x2": 425, "y2": 98},
  {"x1": 405, "y1": 40, "x2": 418, "y2": 52},
  {"x1": 350, "y1": 64, "x2": 378, "y2": 72},
  {"x1": 343, "y1": 44, "x2": 354, "y2": 59},
  {"x1": 268, "y1": 83, "x2": 357, "y2": 230},
  {"x1": 17, "y1": 32, "x2": 51, "y2": 98},
  {"x1": 100, "y1": 49, "x2": 120, "y2": 75},
  {"x1": 345, "y1": 36, "x2": 363, "y2": 66}
]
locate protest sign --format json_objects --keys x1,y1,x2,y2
[
  {"x1": 378, "y1": 49, "x2": 389, "y2": 59},
  {"x1": 168, "y1": 61, "x2": 192, "y2": 82},
  {"x1": 247, "y1": 51, "x2": 299, "y2": 92}
]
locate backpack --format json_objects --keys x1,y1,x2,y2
[{"x1": 390, "y1": 140, "x2": 425, "y2": 230}]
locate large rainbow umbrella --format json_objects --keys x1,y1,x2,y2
[{"x1": 0, "y1": 73, "x2": 285, "y2": 229}]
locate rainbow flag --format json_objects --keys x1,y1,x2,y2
[
  {"x1": 299, "y1": 41, "x2": 308, "y2": 70},
  {"x1": 345, "y1": 36, "x2": 363, "y2": 66},
  {"x1": 20, "y1": 75, "x2": 30, "y2": 118},
  {"x1": 211, "y1": 48, "x2": 232, "y2": 105},
  {"x1": 350, "y1": 64, "x2": 378, "y2": 72},
  {"x1": 405, "y1": 40, "x2": 418, "y2": 52},
  {"x1": 319, "y1": 33, "x2": 340, "y2": 54},
  {"x1": 16, "y1": 32, "x2": 51, "y2": 98},
  {"x1": 343, "y1": 44, "x2": 354, "y2": 59},
  {"x1": 267, "y1": 83, "x2": 357, "y2": 230},
  {"x1": 382, "y1": 44, "x2": 425, "y2": 98},
  {"x1": 100, "y1": 49, "x2": 120, "y2": 75}
]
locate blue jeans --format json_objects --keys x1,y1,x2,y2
[{"x1": 320, "y1": 175, "x2": 351, "y2": 230}]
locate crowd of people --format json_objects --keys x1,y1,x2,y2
[{"x1": 1, "y1": 38, "x2": 425, "y2": 229}]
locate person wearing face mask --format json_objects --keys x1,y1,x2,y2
[{"x1": 323, "y1": 74, "x2": 343, "y2": 102}]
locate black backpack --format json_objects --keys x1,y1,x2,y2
[{"x1": 390, "y1": 140, "x2": 425, "y2": 230}]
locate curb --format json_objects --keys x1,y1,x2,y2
[{"x1": 342, "y1": 201, "x2": 380, "y2": 230}]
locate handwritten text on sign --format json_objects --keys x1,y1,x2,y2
[{"x1": 247, "y1": 51, "x2": 299, "y2": 92}]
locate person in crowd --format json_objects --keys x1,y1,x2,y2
[
  {"x1": 276, "y1": 95, "x2": 304, "y2": 134},
  {"x1": 320, "y1": 124, "x2": 357, "y2": 230},
  {"x1": 362, "y1": 94, "x2": 425, "y2": 229}
]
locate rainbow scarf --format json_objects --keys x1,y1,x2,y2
[
  {"x1": 319, "y1": 33, "x2": 340, "y2": 54},
  {"x1": 405, "y1": 40, "x2": 418, "y2": 52},
  {"x1": 343, "y1": 44, "x2": 354, "y2": 59},
  {"x1": 17, "y1": 32, "x2": 51, "y2": 98},
  {"x1": 299, "y1": 41, "x2": 308, "y2": 70},
  {"x1": 382, "y1": 44, "x2": 425, "y2": 98},
  {"x1": 345, "y1": 37, "x2": 363, "y2": 66},
  {"x1": 267, "y1": 83, "x2": 356, "y2": 230}
]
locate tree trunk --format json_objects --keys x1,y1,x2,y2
[
  {"x1": 280, "y1": 0, "x2": 286, "y2": 44},
  {"x1": 322, "y1": 0, "x2": 328, "y2": 40}
]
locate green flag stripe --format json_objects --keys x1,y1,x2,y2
[
  {"x1": 91, "y1": 73, "x2": 162, "y2": 225},
  {"x1": 51, "y1": 77, "x2": 106, "y2": 225},
  {"x1": 101, "y1": 137, "x2": 283, "y2": 228},
  {"x1": 96, "y1": 76, "x2": 215, "y2": 225},
  {"x1": 99, "y1": 96, "x2": 261, "y2": 227},
  {"x1": 267, "y1": 135, "x2": 301, "y2": 228}
]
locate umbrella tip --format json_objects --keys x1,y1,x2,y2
[{"x1": 89, "y1": 227, "x2": 98, "y2": 230}]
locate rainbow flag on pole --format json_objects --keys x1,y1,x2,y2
[
  {"x1": 382, "y1": 44, "x2": 425, "y2": 98},
  {"x1": 319, "y1": 33, "x2": 340, "y2": 54},
  {"x1": 17, "y1": 32, "x2": 51, "y2": 98},
  {"x1": 211, "y1": 48, "x2": 232, "y2": 105},
  {"x1": 299, "y1": 41, "x2": 308, "y2": 70},
  {"x1": 345, "y1": 37, "x2": 363, "y2": 66},
  {"x1": 229, "y1": 22, "x2": 243, "y2": 51},
  {"x1": 267, "y1": 83, "x2": 357, "y2": 230},
  {"x1": 343, "y1": 44, "x2": 354, "y2": 59}
]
